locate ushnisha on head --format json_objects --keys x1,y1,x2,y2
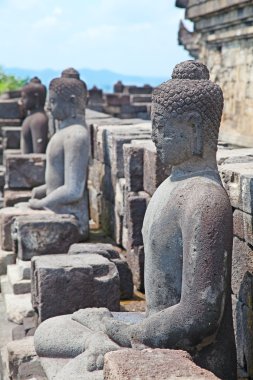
[
  {"x1": 61, "y1": 67, "x2": 87, "y2": 103},
  {"x1": 48, "y1": 74, "x2": 87, "y2": 121},
  {"x1": 21, "y1": 77, "x2": 47, "y2": 111},
  {"x1": 151, "y1": 60, "x2": 223, "y2": 166}
]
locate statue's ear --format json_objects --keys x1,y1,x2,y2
[{"x1": 187, "y1": 111, "x2": 203, "y2": 156}]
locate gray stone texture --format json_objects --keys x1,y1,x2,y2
[
  {"x1": 126, "y1": 191, "x2": 150, "y2": 248},
  {"x1": 220, "y1": 162, "x2": 253, "y2": 214},
  {"x1": 0, "y1": 99, "x2": 22, "y2": 119},
  {"x1": 7, "y1": 336, "x2": 41, "y2": 380},
  {"x1": 31, "y1": 254, "x2": 120, "y2": 322},
  {"x1": 177, "y1": 0, "x2": 253, "y2": 147},
  {"x1": 127, "y1": 245, "x2": 145, "y2": 292},
  {"x1": 0, "y1": 249, "x2": 15, "y2": 275},
  {"x1": 233, "y1": 209, "x2": 253, "y2": 246},
  {"x1": 104, "y1": 349, "x2": 220, "y2": 379},
  {"x1": 4, "y1": 189, "x2": 32, "y2": 207},
  {"x1": 2, "y1": 126, "x2": 21, "y2": 150},
  {"x1": 68, "y1": 242, "x2": 133, "y2": 299},
  {"x1": 232, "y1": 237, "x2": 253, "y2": 303},
  {"x1": 7, "y1": 264, "x2": 31, "y2": 294},
  {"x1": 3, "y1": 148, "x2": 21, "y2": 166},
  {"x1": 13, "y1": 214, "x2": 80, "y2": 261},
  {"x1": 5, "y1": 153, "x2": 46, "y2": 189},
  {"x1": 123, "y1": 144, "x2": 144, "y2": 192},
  {"x1": 0, "y1": 206, "x2": 53, "y2": 251}
]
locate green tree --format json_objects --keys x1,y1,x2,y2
[{"x1": 0, "y1": 66, "x2": 28, "y2": 94}]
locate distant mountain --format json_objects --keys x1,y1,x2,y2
[{"x1": 3, "y1": 66, "x2": 167, "y2": 92}]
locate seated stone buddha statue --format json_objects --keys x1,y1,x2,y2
[
  {"x1": 29, "y1": 73, "x2": 89, "y2": 239},
  {"x1": 34, "y1": 61, "x2": 236, "y2": 380},
  {"x1": 20, "y1": 77, "x2": 48, "y2": 153}
]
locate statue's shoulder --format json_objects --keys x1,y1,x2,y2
[
  {"x1": 184, "y1": 175, "x2": 231, "y2": 211},
  {"x1": 30, "y1": 111, "x2": 48, "y2": 125}
]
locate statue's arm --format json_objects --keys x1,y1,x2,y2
[
  {"x1": 32, "y1": 129, "x2": 89, "y2": 208},
  {"x1": 30, "y1": 114, "x2": 48, "y2": 153},
  {"x1": 108, "y1": 186, "x2": 233, "y2": 350},
  {"x1": 31, "y1": 184, "x2": 47, "y2": 199}
]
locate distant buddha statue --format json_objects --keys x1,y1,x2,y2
[
  {"x1": 34, "y1": 61, "x2": 236, "y2": 380},
  {"x1": 21, "y1": 77, "x2": 48, "y2": 153},
  {"x1": 29, "y1": 72, "x2": 90, "y2": 239}
]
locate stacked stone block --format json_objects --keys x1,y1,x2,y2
[
  {"x1": 4, "y1": 153, "x2": 46, "y2": 207},
  {"x1": 88, "y1": 82, "x2": 153, "y2": 120},
  {"x1": 177, "y1": 0, "x2": 253, "y2": 147},
  {"x1": 88, "y1": 120, "x2": 151, "y2": 243},
  {"x1": 218, "y1": 148, "x2": 253, "y2": 378}
]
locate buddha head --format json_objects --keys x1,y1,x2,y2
[
  {"x1": 48, "y1": 75, "x2": 86, "y2": 122},
  {"x1": 151, "y1": 61, "x2": 223, "y2": 167},
  {"x1": 21, "y1": 77, "x2": 47, "y2": 112},
  {"x1": 61, "y1": 67, "x2": 87, "y2": 104}
]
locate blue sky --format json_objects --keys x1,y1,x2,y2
[{"x1": 0, "y1": 0, "x2": 190, "y2": 77}]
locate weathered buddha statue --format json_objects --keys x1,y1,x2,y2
[
  {"x1": 34, "y1": 61, "x2": 236, "y2": 380},
  {"x1": 28, "y1": 73, "x2": 90, "y2": 239},
  {"x1": 20, "y1": 77, "x2": 48, "y2": 153}
]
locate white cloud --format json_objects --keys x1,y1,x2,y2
[{"x1": 0, "y1": 0, "x2": 190, "y2": 76}]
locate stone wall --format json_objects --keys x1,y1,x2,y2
[
  {"x1": 88, "y1": 82, "x2": 152, "y2": 120},
  {"x1": 177, "y1": 0, "x2": 253, "y2": 147}
]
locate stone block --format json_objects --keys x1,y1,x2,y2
[
  {"x1": 68, "y1": 243, "x2": 133, "y2": 299},
  {"x1": 126, "y1": 191, "x2": 150, "y2": 248},
  {"x1": 13, "y1": 214, "x2": 80, "y2": 261},
  {"x1": 7, "y1": 264, "x2": 31, "y2": 294},
  {"x1": 3, "y1": 148, "x2": 21, "y2": 165},
  {"x1": 233, "y1": 296, "x2": 253, "y2": 379},
  {"x1": 7, "y1": 336, "x2": 37, "y2": 380},
  {"x1": 4, "y1": 189, "x2": 32, "y2": 207},
  {"x1": 232, "y1": 237, "x2": 253, "y2": 307},
  {"x1": 12, "y1": 325, "x2": 26, "y2": 341},
  {"x1": 233, "y1": 209, "x2": 253, "y2": 246},
  {"x1": 0, "y1": 249, "x2": 15, "y2": 275},
  {"x1": 0, "y1": 99, "x2": 22, "y2": 119},
  {"x1": 219, "y1": 162, "x2": 253, "y2": 214},
  {"x1": 217, "y1": 148, "x2": 253, "y2": 165},
  {"x1": 0, "y1": 118, "x2": 21, "y2": 127},
  {"x1": 132, "y1": 95, "x2": 152, "y2": 103},
  {"x1": 4, "y1": 292, "x2": 35, "y2": 324},
  {"x1": 88, "y1": 185, "x2": 102, "y2": 228},
  {"x1": 31, "y1": 253, "x2": 120, "y2": 322},
  {"x1": 0, "y1": 164, "x2": 5, "y2": 191},
  {"x1": 106, "y1": 94, "x2": 130, "y2": 106},
  {"x1": 127, "y1": 245, "x2": 145, "y2": 292},
  {"x1": 2, "y1": 126, "x2": 21, "y2": 149},
  {"x1": 111, "y1": 256, "x2": 133, "y2": 299},
  {"x1": 18, "y1": 359, "x2": 47, "y2": 380},
  {"x1": 88, "y1": 158, "x2": 105, "y2": 192},
  {"x1": 143, "y1": 142, "x2": 170, "y2": 195},
  {"x1": 104, "y1": 348, "x2": 220, "y2": 379},
  {"x1": 16, "y1": 259, "x2": 31, "y2": 279},
  {"x1": 68, "y1": 242, "x2": 120, "y2": 259},
  {"x1": 5, "y1": 153, "x2": 46, "y2": 189},
  {"x1": 0, "y1": 207, "x2": 53, "y2": 251},
  {"x1": 123, "y1": 144, "x2": 144, "y2": 192},
  {"x1": 101, "y1": 197, "x2": 115, "y2": 238},
  {"x1": 23, "y1": 316, "x2": 36, "y2": 333}
]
